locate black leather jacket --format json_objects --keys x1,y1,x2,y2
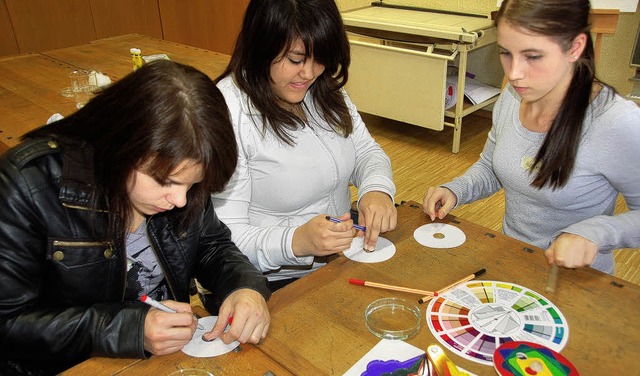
[{"x1": 0, "y1": 138, "x2": 270, "y2": 375}]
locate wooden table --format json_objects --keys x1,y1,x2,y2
[
  {"x1": 259, "y1": 201, "x2": 640, "y2": 375},
  {"x1": 62, "y1": 346, "x2": 293, "y2": 376},
  {"x1": 0, "y1": 53, "x2": 78, "y2": 143},
  {"x1": 0, "y1": 34, "x2": 230, "y2": 147},
  {"x1": 63, "y1": 201, "x2": 640, "y2": 375}
]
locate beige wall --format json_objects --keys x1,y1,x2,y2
[{"x1": 338, "y1": 0, "x2": 640, "y2": 96}]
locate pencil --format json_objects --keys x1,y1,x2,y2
[
  {"x1": 545, "y1": 264, "x2": 559, "y2": 293},
  {"x1": 349, "y1": 278, "x2": 435, "y2": 297},
  {"x1": 326, "y1": 215, "x2": 366, "y2": 232},
  {"x1": 418, "y1": 268, "x2": 486, "y2": 304}
]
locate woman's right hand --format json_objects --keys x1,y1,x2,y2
[
  {"x1": 292, "y1": 213, "x2": 355, "y2": 257},
  {"x1": 143, "y1": 300, "x2": 197, "y2": 355},
  {"x1": 422, "y1": 187, "x2": 457, "y2": 221}
]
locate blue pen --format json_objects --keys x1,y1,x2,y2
[{"x1": 325, "y1": 215, "x2": 366, "y2": 232}]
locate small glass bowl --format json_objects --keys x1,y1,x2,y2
[{"x1": 365, "y1": 297, "x2": 421, "y2": 340}]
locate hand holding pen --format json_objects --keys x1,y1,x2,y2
[
  {"x1": 326, "y1": 216, "x2": 373, "y2": 253},
  {"x1": 141, "y1": 295, "x2": 204, "y2": 329},
  {"x1": 326, "y1": 216, "x2": 366, "y2": 232},
  {"x1": 140, "y1": 295, "x2": 200, "y2": 355},
  {"x1": 292, "y1": 213, "x2": 356, "y2": 257}
]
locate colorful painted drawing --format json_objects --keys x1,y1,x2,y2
[{"x1": 493, "y1": 341, "x2": 578, "y2": 375}]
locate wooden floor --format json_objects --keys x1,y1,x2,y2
[{"x1": 358, "y1": 111, "x2": 640, "y2": 286}]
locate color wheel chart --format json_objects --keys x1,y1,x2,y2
[{"x1": 426, "y1": 280, "x2": 569, "y2": 366}]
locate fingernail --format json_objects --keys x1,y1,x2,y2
[{"x1": 201, "y1": 335, "x2": 214, "y2": 342}]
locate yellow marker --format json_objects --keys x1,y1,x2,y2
[{"x1": 427, "y1": 344, "x2": 462, "y2": 376}]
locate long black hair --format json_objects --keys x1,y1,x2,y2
[
  {"x1": 23, "y1": 60, "x2": 237, "y2": 237},
  {"x1": 497, "y1": 0, "x2": 607, "y2": 189},
  {"x1": 218, "y1": 0, "x2": 352, "y2": 144}
]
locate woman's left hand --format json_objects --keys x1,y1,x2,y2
[
  {"x1": 358, "y1": 191, "x2": 397, "y2": 252},
  {"x1": 544, "y1": 233, "x2": 598, "y2": 268},
  {"x1": 202, "y1": 288, "x2": 270, "y2": 344}
]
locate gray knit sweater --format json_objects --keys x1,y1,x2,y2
[{"x1": 443, "y1": 84, "x2": 640, "y2": 274}]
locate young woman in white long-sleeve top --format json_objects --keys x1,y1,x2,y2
[{"x1": 210, "y1": 0, "x2": 397, "y2": 291}]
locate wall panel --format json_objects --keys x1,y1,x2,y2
[
  {"x1": 6, "y1": 0, "x2": 96, "y2": 53},
  {"x1": 158, "y1": 0, "x2": 249, "y2": 55},
  {"x1": 0, "y1": 0, "x2": 19, "y2": 56},
  {"x1": 90, "y1": 0, "x2": 162, "y2": 40}
]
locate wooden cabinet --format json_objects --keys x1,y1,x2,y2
[{"x1": 342, "y1": 6, "x2": 500, "y2": 153}]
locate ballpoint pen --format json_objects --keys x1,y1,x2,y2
[
  {"x1": 140, "y1": 295, "x2": 204, "y2": 329},
  {"x1": 325, "y1": 215, "x2": 366, "y2": 232}
]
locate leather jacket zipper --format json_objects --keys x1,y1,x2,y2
[
  {"x1": 61, "y1": 202, "x2": 109, "y2": 213},
  {"x1": 52, "y1": 240, "x2": 113, "y2": 248}
]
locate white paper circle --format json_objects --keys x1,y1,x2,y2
[
  {"x1": 343, "y1": 236, "x2": 395, "y2": 263},
  {"x1": 181, "y1": 316, "x2": 239, "y2": 358},
  {"x1": 413, "y1": 223, "x2": 466, "y2": 248}
]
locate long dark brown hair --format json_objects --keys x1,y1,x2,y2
[
  {"x1": 217, "y1": 0, "x2": 352, "y2": 145},
  {"x1": 23, "y1": 60, "x2": 237, "y2": 237},
  {"x1": 497, "y1": 0, "x2": 607, "y2": 189}
]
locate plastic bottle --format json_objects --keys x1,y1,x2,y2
[{"x1": 130, "y1": 48, "x2": 143, "y2": 71}]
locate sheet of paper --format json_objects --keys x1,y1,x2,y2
[
  {"x1": 181, "y1": 316, "x2": 239, "y2": 358},
  {"x1": 446, "y1": 76, "x2": 501, "y2": 106},
  {"x1": 413, "y1": 223, "x2": 466, "y2": 248},
  {"x1": 343, "y1": 339, "x2": 424, "y2": 376},
  {"x1": 343, "y1": 236, "x2": 395, "y2": 263}
]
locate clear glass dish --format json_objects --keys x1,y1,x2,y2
[{"x1": 365, "y1": 297, "x2": 421, "y2": 340}]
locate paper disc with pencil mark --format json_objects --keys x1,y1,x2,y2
[
  {"x1": 426, "y1": 280, "x2": 569, "y2": 366},
  {"x1": 181, "y1": 316, "x2": 239, "y2": 357},
  {"x1": 343, "y1": 236, "x2": 395, "y2": 263},
  {"x1": 413, "y1": 223, "x2": 466, "y2": 248}
]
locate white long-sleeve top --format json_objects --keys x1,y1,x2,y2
[
  {"x1": 443, "y1": 84, "x2": 640, "y2": 274},
  {"x1": 212, "y1": 76, "x2": 396, "y2": 281}
]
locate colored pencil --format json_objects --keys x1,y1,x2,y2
[
  {"x1": 418, "y1": 268, "x2": 486, "y2": 304},
  {"x1": 349, "y1": 278, "x2": 434, "y2": 297}
]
